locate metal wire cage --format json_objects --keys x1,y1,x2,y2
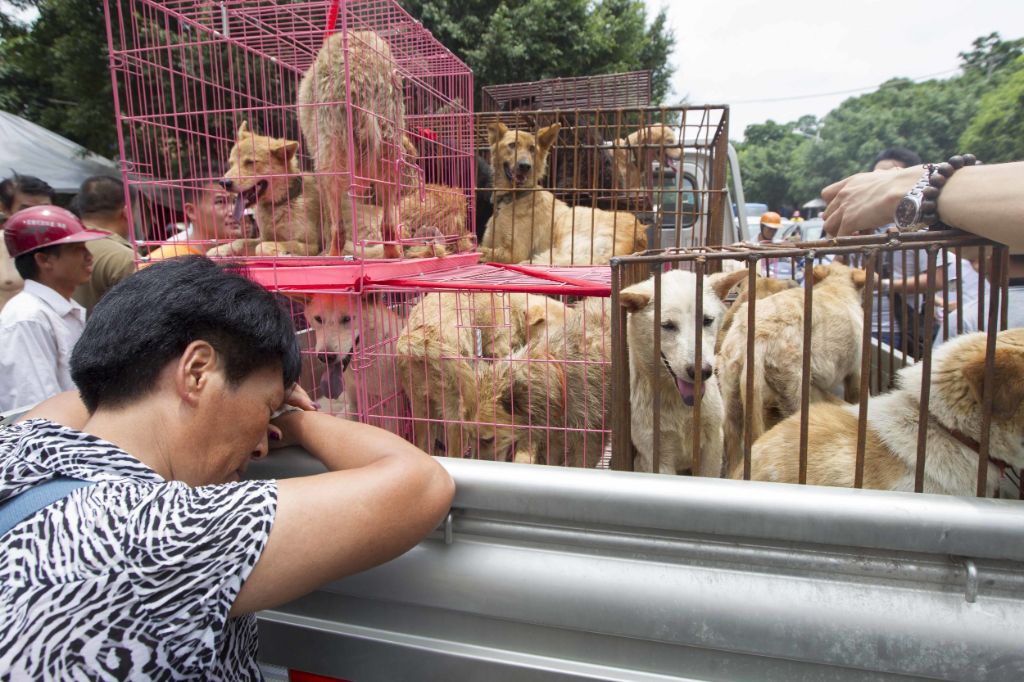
[
  {"x1": 480, "y1": 71, "x2": 652, "y2": 112},
  {"x1": 609, "y1": 231, "x2": 1019, "y2": 498},
  {"x1": 103, "y1": 0, "x2": 475, "y2": 263},
  {"x1": 474, "y1": 105, "x2": 730, "y2": 265}
]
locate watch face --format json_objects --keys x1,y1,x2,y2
[{"x1": 894, "y1": 194, "x2": 921, "y2": 228}]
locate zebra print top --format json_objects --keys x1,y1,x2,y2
[{"x1": 0, "y1": 419, "x2": 278, "y2": 680}]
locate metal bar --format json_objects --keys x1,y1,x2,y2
[
  {"x1": 609, "y1": 260, "x2": 632, "y2": 471},
  {"x1": 798, "y1": 253, "x2": 814, "y2": 485},
  {"x1": 652, "y1": 269, "x2": 662, "y2": 474},
  {"x1": 855, "y1": 252, "x2": 876, "y2": 488},
  {"x1": 976, "y1": 254, "x2": 1002, "y2": 497},
  {"x1": 913, "y1": 247, "x2": 938, "y2": 493},
  {"x1": 692, "y1": 258, "x2": 705, "y2": 475},
  {"x1": 742, "y1": 262, "x2": 758, "y2": 480}
]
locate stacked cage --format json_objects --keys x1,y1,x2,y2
[
  {"x1": 609, "y1": 232, "x2": 1019, "y2": 498},
  {"x1": 104, "y1": 0, "x2": 475, "y2": 261}
]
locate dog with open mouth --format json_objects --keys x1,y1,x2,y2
[
  {"x1": 619, "y1": 270, "x2": 738, "y2": 476},
  {"x1": 217, "y1": 121, "x2": 327, "y2": 257},
  {"x1": 479, "y1": 121, "x2": 646, "y2": 265}
]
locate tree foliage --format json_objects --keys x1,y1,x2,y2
[
  {"x1": 400, "y1": 0, "x2": 675, "y2": 104},
  {"x1": 736, "y1": 33, "x2": 1024, "y2": 213}
]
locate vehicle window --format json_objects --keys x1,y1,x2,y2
[{"x1": 656, "y1": 173, "x2": 698, "y2": 230}]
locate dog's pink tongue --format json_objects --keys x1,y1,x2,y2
[
  {"x1": 319, "y1": 362, "x2": 345, "y2": 399},
  {"x1": 232, "y1": 194, "x2": 246, "y2": 223},
  {"x1": 676, "y1": 378, "x2": 704, "y2": 407}
]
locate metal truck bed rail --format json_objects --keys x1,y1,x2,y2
[{"x1": 248, "y1": 453, "x2": 1024, "y2": 681}]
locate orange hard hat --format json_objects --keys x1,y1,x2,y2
[{"x1": 759, "y1": 211, "x2": 783, "y2": 229}]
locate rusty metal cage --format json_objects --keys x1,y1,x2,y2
[
  {"x1": 480, "y1": 71, "x2": 652, "y2": 112},
  {"x1": 473, "y1": 105, "x2": 730, "y2": 265},
  {"x1": 103, "y1": 0, "x2": 475, "y2": 263},
  {"x1": 610, "y1": 231, "x2": 1020, "y2": 499}
]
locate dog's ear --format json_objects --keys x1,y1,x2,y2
[
  {"x1": 850, "y1": 268, "x2": 868, "y2": 289},
  {"x1": 811, "y1": 264, "x2": 831, "y2": 284},
  {"x1": 274, "y1": 140, "x2": 299, "y2": 161},
  {"x1": 487, "y1": 121, "x2": 508, "y2": 146},
  {"x1": 619, "y1": 279, "x2": 653, "y2": 313},
  {"x1": 961, "y1": 337, "x2": 1024, "y2": 421},
  {"x1": 708, "y1": 269, "x2": 750, "y2": 303},
  {"x1": 525, "y1": 300, "x2": 550, "y2": 331},
  {"x1": 402, "y1": 134, "x2": 419, "y2": 159},
  {"x1": 536, "y1": 123, "x2": 561, "y2": 152},
  {"x1": 237, "y1": 120, "x2": 249, "y2": 136}
]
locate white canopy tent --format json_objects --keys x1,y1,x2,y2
[{"x1": 0, "y1": 111, "x2": 119, "y2": 193}]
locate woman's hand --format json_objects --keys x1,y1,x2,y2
[
  {"x1": 267, "y1": 384, "x2": 319, "y2": 448},
  {"x1": 822, "y1": 165, "x2": 921, "y2": 238}
]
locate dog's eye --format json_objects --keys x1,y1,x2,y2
[
  {"x1": 480, "y1": 436, "x2": 494, "y2": 445},
  {"x1": 529, "y1": 145, "x2": 536, "y2": 153},
  {"x1": 507, "y1": 142, "x2": 515, "y2": 150},
  {"x1": 313, "y1": 315, "x2": 323, "y2": 324},
  {"x1": 703, "y1": 315, "x2": 715, "y2": 327},
  {"x1": 661, "y1": 321, "x2": 678, "y2": 332},
  {"x1": 340, "y1": 315, "x2": 351, "y2": 324}
]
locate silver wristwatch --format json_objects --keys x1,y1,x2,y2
[{"x1": 893, "y1": 165, "x2": 933, "y2": 232}]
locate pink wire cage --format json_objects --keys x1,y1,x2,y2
[{"x1": 102, "y1": 0, "x2": 476, "y2": 269}]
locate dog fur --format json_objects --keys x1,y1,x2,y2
[
  {"x1": 738, "y1": 328, "x2": 1024, "y2": 497},
  {"x1": 619, "y1": 270, "x2": 737, "y2": 476},
  {"x1": 298, "y1": 30, "x2": 407, "y2": 258},
  {"x1": 717, "y1": 262, "x2": 867, "y2": 472},
  {"x1": 713, "y1": 269, "x2": 801, "y2": 352},
  {"x1": 469, "y1": 296, "x2": 611, "y2": 466},
  {"x1": 480, "y1": 121, "x2": 647, "y2": 265},
  {"x1": 395, "y1": 291, "x2": 567, "y2": 457},
  {"x1": 610, "y1": 124, "x2": 683, "y2": 190},
  {"x1": 304, "y1": 293, "x2": 406, "y2": 429}
]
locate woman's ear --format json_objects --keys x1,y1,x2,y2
[{"x1": 176, "y1": 340, "x2": 218, "y2": 405}]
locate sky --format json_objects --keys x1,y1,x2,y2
[{"x1": 644, "y1": 0, "x2": 1024, "y2": 140}]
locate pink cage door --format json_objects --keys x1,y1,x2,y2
[{"x1": 103, "y1": 0, "x2": 475, "y2": 271}]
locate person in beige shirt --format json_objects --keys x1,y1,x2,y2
[{"x1": 72, "y1": 176, "x2": 137, "y2": 315}]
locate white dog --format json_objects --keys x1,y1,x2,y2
[
  {"x1": 304, "y1": 293, "x2": 405, "y2": 429},
  {"x1": 619, "y1": 270, "x2": 736, "y2": 476}
]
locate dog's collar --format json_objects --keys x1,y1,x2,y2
[
  {"x1": 928, "y1": 413, "x2": 1014, "y2": 476},
  {"x1": 492, "y1": 190, "x2": 516, "y2": 208},
  {"x1": 269, "y1": 176, "x2": 303, "y2": 209}
]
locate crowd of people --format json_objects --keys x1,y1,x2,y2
[{"x1": 0, "y1": 152, "x2": 1021, "y2": 677}]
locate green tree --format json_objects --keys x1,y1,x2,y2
[
  {"x1": 960, "y1": 55, "x2": 1024, "y2": 163},
  {"x1": 0, "y1": 0, "x2": 115, "y2": 156},
  {"x1": 400, "y1": 0, "x2": 675, "y2": 104}
]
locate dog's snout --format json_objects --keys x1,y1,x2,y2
[
  {"x1": 516, "y1": 160, "x2": 532, "y2": 173},
  {"x1": 219, "y1": 178, "x2": 235, "y2": 191},
  {"x1": 686, "y1": 363, "x2": 713, "y2": 381}
]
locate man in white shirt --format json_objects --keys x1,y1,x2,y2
[{"x1": 0, "y1": 205, "x2": 109, "y2": 412}]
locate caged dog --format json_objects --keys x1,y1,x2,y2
[
  {"x1": 303, "y1": 293, "x2": 406, "y2": 429},
  {"x1": 220, "y1": 123, "x2": 469, "y2": 258},
  {"x1": 395, "y1": 291, "x2": 567, "y2": 457},
  {"x1": 619, "y1": 270, "x2": 740, "y2": 477},
  {"x1": 610, "y1": 124, "x2": 683, "y2": 191},
  {"x1": 469, "y1": 296, "x2": 611, "y2": 467},
  {"x1": 480, "y1": 121, "x2": 647, "y2": 265},
  {"x1": 717, "y1": 262, "x2": 867, "y2": 472},
  {"x1": 739, "y1": 328, "x2": 1024, "y2": 497},
  {"x1": 299, "y1": 30, "x2": 422, "y2": 259}
]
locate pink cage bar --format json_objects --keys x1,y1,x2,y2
[{"x1": 103, "y1": 0, "x2": 475, "y2": 269}]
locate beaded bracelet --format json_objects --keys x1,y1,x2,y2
[{"x1": 920, "y1": 153, "x2": 978, "y2": 227}]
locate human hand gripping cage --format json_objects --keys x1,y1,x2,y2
[
  {"x1": 610, "y1": 231, "x2": 1021, "y2": 498},
  {"x1": 103, "y1": 0, "x2": 475, "y2": 263}
]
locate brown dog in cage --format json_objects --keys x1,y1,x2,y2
[
  {"x1": 715, "y1": 270, "x2": 801, "y2": 351},
  {"x1": 470, "y1": 297, "x2": 610, "y2": 466},
  {"x1": 619, "y1": 270, "x2": 740, "y2": 476},
  {"x1": 218, "y1": 122, "x2": 325, "y2": 256},
  {"x1": 303, "y1": 293, "x2": 406, "y2": 425},
  {"x1": 740, "y1": 328, "x2": 1024, "y2": 496},
  {"x1": 480, "y1": 121, "x2": 647, "y2": 265},
  {"x1": 610, "y1": 124, "x2": 682, "y2": 190},
  {"x1": 220, "y1": 124, "x2": 468, "y2": 257},
  {"x1": 298, "y1": 30, "x2": 408, "y2": 258},
  {"x1": 395, "y1": 291, "x2": 567, "y2": 457},
  {"x1": 717, "y1": 262, "x2": 867, "y2": 471}
]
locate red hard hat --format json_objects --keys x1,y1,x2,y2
[{"x1": 3, "y1": 205, "x2": 109, "y2": 258}]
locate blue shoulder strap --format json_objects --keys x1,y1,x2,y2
[{"x1": 0, "y1": 476, "x2": 92, "y2": 537}]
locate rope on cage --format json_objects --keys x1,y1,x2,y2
[{"x1": 325, "y1": 0, "x2": 341, "y2": 40}]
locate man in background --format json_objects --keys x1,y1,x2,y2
[
  {"x1": 147, "y1": 181, "x2": 242, "y2": 261},
  {"x1": 71, "y1": 175, "x2": 137, "y2": 314},
  {"x1": 0, "y1": 206, "x2": 109, "y2": 412},
  {"x1": 0, "y1": 173, "x2": 55, "y2": 310}
]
